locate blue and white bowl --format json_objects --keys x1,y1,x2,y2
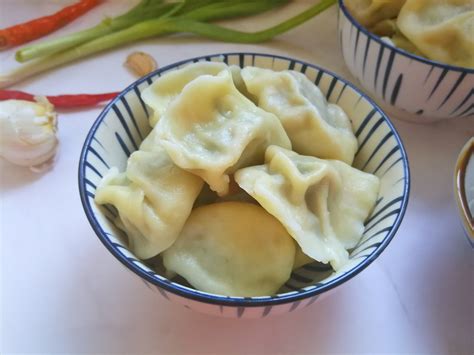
[
  {"x1": 79, "y1": 53, "x2": 410, "y2": 318},
  {"x1": 338, "y1": 0, "x2": 474, "y2": 123}
]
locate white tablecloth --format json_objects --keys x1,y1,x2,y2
[{"x1": 1, "y1": 1, "x2": 473, "y2": 353}]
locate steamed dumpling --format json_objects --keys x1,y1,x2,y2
[
  {"x1": 156, "y1": 69, "x2": 291, "y2": 196},
  {"x1": 397, "y1": 0, "x2": 474, "y2": 68},
  {"x1": 163, "y1": 202, "x2": 296, "y2": 297},
  {"x1": 141, "y1": 62, "x2": 227, "y2": 126},
  {"x1": 241, "y1": 67, "x2": 358, "y2": 164},
  {"x1": 235, "y1": 146, "x2": 380, "y2": 270},
  {"x1": 95, "y1": 139, "x2": 203, "y2": 259},
  {"x1": 345, "y1": 0, "x2": 407, "y2": 28}
]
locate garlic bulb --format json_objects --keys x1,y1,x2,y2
[{"x1": 0, "y1": 98, "x2": 58, "y2": 170}]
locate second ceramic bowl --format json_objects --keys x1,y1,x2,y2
[{"x1": 338, "y1": 0, "x2": 474, "y2": 123}]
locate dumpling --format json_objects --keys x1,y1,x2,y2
[
  {"x1": 156, "y1": 69, "x2": 291, "y2": 196},
  {"x1": 240, "y1": 67, "x2": 358, "y2": 164},
  {"x1": 397, "y1": 0, "x2": 474, "y2": 68},
  {"x1": 235, "y1": 146, "x2": 380, "y2": 270},
  {"x1": 345, "y1": 0, "x2": 406, "y2": 28},
  {"x1": 141, "y1": 62, "x2": 227, "y2": 126},
  {"x1": 95, "y1": 142, "x2": 203, "y2": 259},
  {"x1": 162, "y1": 202, "x2": 296, "y2": 297}
]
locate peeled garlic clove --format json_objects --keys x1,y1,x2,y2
[
  {"x1": 0, "y1": 98, "x2": 58, "y2": 170},
  {"x1": 125, "y1": 51, "x2": 157, "y2": 77}
]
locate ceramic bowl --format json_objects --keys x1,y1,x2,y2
[
  {"x1": 79, "y1": 53, "x2": 410, "y2": 318},
  {"x1": 454, "y1": 138, "x2": 474, "y2": 246},
  {"x1": 338, "y1": 0, "x2": 474, "y2": 123}
]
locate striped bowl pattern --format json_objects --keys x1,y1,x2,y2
[
  {"x1": 79, "y1": 53, "x2": 410, "y2": 318},
  {"x1": 338, "y1": 0, "x2": 474, "y2": 123}
]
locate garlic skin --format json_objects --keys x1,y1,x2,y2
[
  {"x1": 0, "y1": 98, "x2": 58, "y2": 170},
  {"x1": 125, "y1": 51, "x2": 157, "y2": 77}
]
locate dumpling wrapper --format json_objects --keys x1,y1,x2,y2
[
  {"x1": 156, "y1": 68, "x2": 291, "y2": 196},
  {"x1": 95, "y1": 137, "x2": 203, "y2": 259},
  {"x1": 163, "y1": 202, "x2": 296, "y2": 297},
  {"x1": 235, "y1": 146, "x2": 380, "y2": 271},
  {"x1": 397, "y1": 0, "x2": 474, "y2": 68},
  {"x1": 241, "y1": 67, "x2": 358, "y2": 164},
  {"x1": 141, "y1": 62, "x2": 227, "y2": 127},
  {"x1": 345, "y1": 0, "x2": 406, "y2": 28}
]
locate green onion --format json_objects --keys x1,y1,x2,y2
[{"x1": 2, "y1": 0, "x2": 336, "y2": 88}]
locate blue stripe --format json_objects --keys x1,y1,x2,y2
[
  {"x1": 437, "y1": 72, "x2": 467, "y2": 109},
  {"x1": 290, "y1": 272, "x2": 313, "y2": 283},
  {"x1": 121, "y1": 96, "x2": 144, "y2": 140},
  {"x1": 424, "y1": 66, "x2": 435, "y2": 84},
  {"x1": 92, "y1": 136, "x2": 106, "y2": 150},
  {"x1": 86, "y1": 191, "x2": 95, "y2": 199},
  {"x1": 456, "y1": 104, "x2": 474, "y2": 117},
  {"x1": 85, "y1": 161, "x2": 103, "y2": 178},
  {"x1": 288, "y1": 60, "x2": 296, "y2": 70},
  {"x1": 365, "y1": 196, "x2": 403, "y2": 225},
  {"x1": 373, "y1": 146, "x2": 400, "y2": 174},
  {"x1": 356, "y1": 117, "x2": 384, "y2": 155},
  {"x1": 335, "y1": 83, "x2": 348, "y2": 104},
  {"x1": 262, "y1": 306, "x2": 272, "y2": 317},
  {"x1": 134, "y1": 86, "x2": 149, "y2": 117},
  {"x1": 355, "y1": 109, "x2": 377, "y2": 137},
  {"x1": 427, "y1": 68, "x2": 449, "y2": 100},
  {"x1": 390, "y1": 74, "x2": 403, "y2": 105},
  {"x1": 362, "y1": 36, "x2": 371, "y2": 76},
  {"x1": 351, "y1": 242, "x2": 382, "y2": 258},
  {"x1": 300, "y1": 64, "x2": 308, "y2": 74},
  {"x1": 303, "y1": 263, "x2": 332, "y2": 272},
  {"x1": 289, "y1": 300, "x2": 301, "y2": 312},
  {"x1": 239, "y1": 53, "x2": 244, "y2": 68},
  {"x1": 353, "y1": 27, "x2": 361, "y2": 59},
  {"x1": 326, "y1": 77, "x2": 338, "y2": 100},
  {"x1": 450, "y1": 89, "x2": 473, "y2": 114},
  {"x1": 85, "y1": 178, "x2": 97, "y2": 189},
  {"x1": 381, "y1": 156, "x2": 403, "y2": 177},
  {"x1": 115, "y1": 132, "x2": 132, "y2": 157},
  {"x1": 361, "y1": 131, "x2": 394, "y2": 170},
  {"x1": 357, "y1": 227, "x2": 392, "y2": 249},
  {"x1": 112, "y1": 105, "x2": 138, "y2": 151},
  {"x1": 306, "y1": 295, "x2": 319, "y2": 307},
  {"x1": 222, "y1": 54, "x2": 228, "y2": 64},
  {"x1": 374, "y1": 45, "x2": 385, "y2": 89},
  {"x1": 88, "y1": 146, "x2": 110, "y2": 169},
  {"x1": 364, "y1": 209, "x2": 401, "y2": 234},
  {"x1": 382, "y1": 50, "x2": 396, "y2": 100},
  {"x1": 314, "y1": 71, "x2": 324, "y2": 86},
  {"x1": 156, "y1": 287, "x2": 169, "y2": 300}
]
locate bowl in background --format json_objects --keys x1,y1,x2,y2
[
  {"x1": 455, "y1": 137, "x2": 474, "y2": 246},
  {"x1": 338, "y1": 0, "x2": 474, "y2": 123},
  {"x1": 79, "y1": 53, "x2": 410, "y2": 318}
]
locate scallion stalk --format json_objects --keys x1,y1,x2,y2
[{"x1": 2, "y1": 0, "x2": 336, "y2": 88}]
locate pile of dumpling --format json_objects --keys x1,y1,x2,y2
[
  {"x1": 95, "y1": 62, "x2": 380, "y2": 297},
  {"x1": 346, "y1": 0, "x2": 474, "y2": 68}
]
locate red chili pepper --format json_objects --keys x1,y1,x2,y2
[
  {"x1": 0, "y1": 0, "x2": 102, "y2": 49},
  {"x1": 0, "y1": 89, "x2": 119, "y2": 108}
]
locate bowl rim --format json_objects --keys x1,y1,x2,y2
[
  {"x1": 454, "y1": 137, "x2": 474, "y2": 241},
  {"x1": 338, "y1": 0, "x2": 474, "y2": 74},
  {"x1": 78, "y1": 52, "x2": 411, "y2": 307}
]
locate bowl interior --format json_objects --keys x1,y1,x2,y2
[{"x1": 79, "y1": 53, "x2": 410, "y2": 306}]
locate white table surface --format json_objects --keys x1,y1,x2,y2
[{"x1": 1, "y1": 1, "x2": 473, "y2": 354}]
